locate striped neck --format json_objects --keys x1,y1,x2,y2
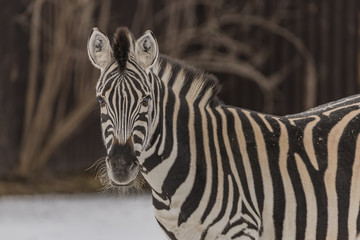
[{"x1": 139, "y1": 55, "x2": 221, "y2": 193}]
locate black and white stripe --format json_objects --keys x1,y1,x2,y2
[{"x1": 88, "y1": 27, "x2": 360, "y2": 240}]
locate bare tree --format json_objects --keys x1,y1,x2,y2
[
  {"x1": 17, "y1": 0, "x2": 111, "y2": 176},
  {"x1": 15, "y1": 0, "x2": 317, "y2": 176},
  {"x1": 137, "y1": 0, "x2": 317, "y2": 112}
]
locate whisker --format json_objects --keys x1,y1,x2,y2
[
  {"x1": 88, "y1": 156, "x2": 148, "y2": 195},
  {"x1": 86, "y1": 156, "x2": 107, "y2": 173}
]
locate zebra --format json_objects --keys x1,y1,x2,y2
[{"x1": 87, "y1": 26, "x2": 360, "y2": 240}]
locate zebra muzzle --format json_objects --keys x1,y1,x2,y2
[{"x1": 106, "y1": 138, "x2": 140, "y2": 186}]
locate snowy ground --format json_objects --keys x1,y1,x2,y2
[{"x1": 0, "y1": 193, "x2": 165, "y2": 240}]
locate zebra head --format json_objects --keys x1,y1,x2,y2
[{"x1": 87, "y1": 27, "x2": 158, "y2": 186}]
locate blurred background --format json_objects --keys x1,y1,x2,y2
[{"x1": 0, "y1": 0, "x2": 359, "y2": 238}]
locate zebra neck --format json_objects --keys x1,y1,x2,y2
[{"x1": 141, "y1": 81, "x2": 205, "y2": 193}]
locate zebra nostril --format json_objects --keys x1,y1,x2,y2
[{"x1": 129, "y1": 161, "x2": 139, "y2": 171}]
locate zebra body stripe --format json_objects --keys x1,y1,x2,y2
[{"x1": 88, "y1": 27, "x2": 360, "y2": 240}]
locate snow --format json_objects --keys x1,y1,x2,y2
[{"x1": 0, "y1": 193, "x2": 165, "y2": 240}]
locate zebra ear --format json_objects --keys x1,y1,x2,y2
[
  {"x1": 135, "y1": 30, "x2": 159, "y2": 70},
  {"x1": 87, "y1": 27, "x2": 113, "y2": 70}
]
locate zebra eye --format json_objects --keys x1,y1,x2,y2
[
  {"x1": 97, "y1": 96, "x2": 106, "y2": 107},
  {"x1": 141, "y1": 96, "x2": 151, "y2": 107}
]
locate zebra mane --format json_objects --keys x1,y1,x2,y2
[
  {"x1": 112, "y1": 27, "x2": 133, "y2": 72},
  {"x1": 154, "y1": 54, "x2": 222, "y2": 106}
]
